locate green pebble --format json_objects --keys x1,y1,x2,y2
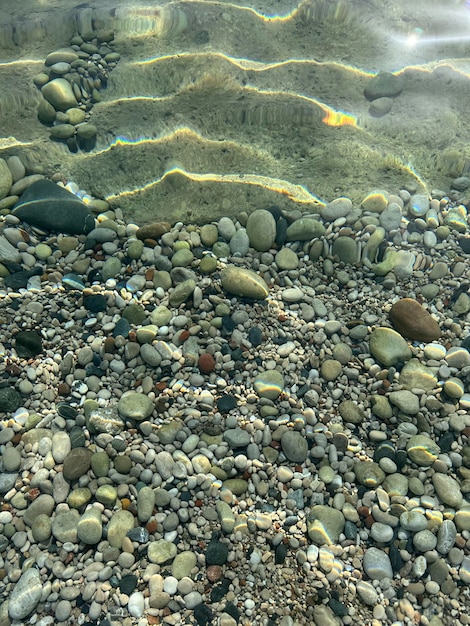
[
  {"x1": 31, "y1": 513, "x2": 52, "y2": 542},
  {"x1": 95, "y1": 485, "x2": 117, "y2": 506},
  {"x1": 169, "y1": 279, "x2": 196, "y2": 306},
  {"x1": 171, "y1": 248, "x2": 194, "y2": 267},
  {"x1": 171, "y1": 551, "x2": 197, "y2": 579},
  {"x1": 68, "y1": 487, "x2": 92, "y2": 509},
  {"x1": 114, "y1": 455, "x2": 132, "y2": 473},
  {"x1": 222, "y1": 478, "x2": 248, "y2": 495},
  {"x1": 127, "y1": 239, "x2": 144, "y2": 260},
  {"x1": 101, "y1": 256, "x2": 122, "y2": 280},
  {"x1": 91, "y1": 451, "x2": 110, "y2": 477},
  {"x1": 199, "y1": 255, "x2": 217, "y2": 274},
  {"x1": 200, "y1": 224, "x2": 218, "y2": 246},
  {"x1": 35, "y1": 243, "x2": 52, "y2": 260},
  {"x1": 320, "y1": 359, "x2": 342, "y2": 381}
]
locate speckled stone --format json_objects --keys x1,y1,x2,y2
[{"x1": 8, "y1": 567, "x2": 42, "y2": 620}]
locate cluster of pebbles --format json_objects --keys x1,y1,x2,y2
[
  {"x1": 1, "y1": 152, "x2": 470, "y2": 626},
  {"x1": 34, "y1": 25, "x2": 120, "y2": 153}
]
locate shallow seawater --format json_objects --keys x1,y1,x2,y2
[
  {"x1": 1, "y1": 0, "x2": 470, "y2": 223},
  {"x1": 2, "y1": 3, "x2": 470, "y2": 626}
]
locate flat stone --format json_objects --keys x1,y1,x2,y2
[
  {"x1": 398, "y1": 359, "x2": 437, "y2": 392},
  {"x1": 31, "y1": 513, "x2": 52, "y2": 542},
  {"x1": 307, "y1": 505, "x2": 345, "y2": 545},
  {"x1": 437, "y1": 519, "x2": 457, "y2": 554},
  {"x1": 23, "y1": 494, "x2": 55, "y2": 526},
  {"x1": 169, "y1": 278, "x2": 196, "y2": 306},
  {"x1": 281, "y1": 430, "x2": 308, "y2": 463},
  {"x1": 389, "y1": 298, "x2": 441, "y2": 342},
  {"x1": 220, "y1": 266, "x2": 268, "y2": 299},
  {"x1": 137, "y1": 486, "x2": 155, "y2": 522},
  {"x1": 363, "y1": 547, "x2": 393, "y2": 580},
  {"x1": 216, "y1": 500, "x2": 236, "y2": 533},
  {"x1": 63, "y1": 447, "x2": 93, "y2": 481},
  {"x1": 13, "y1": 179, "x2": 94, "y2": 235},
  {"x1": 286, "y1": 218, "x2": 325, "y2": 241},
  {"x1": 2, "y1": 446, "x2": 21, "y2": 471},
  {"x1": 369, "y1": 327, "x2": 412, "y2": 367},
  {"x1": 51, "y1": 509, "x2": 80, "y2": 543},
  {"x1": 0, "y1": 387, "x2": 22, "y2": 412},
  {"x1": 222, "y1": 478, "x2": 248, "y2": 495},
  {"x1": 8, "y1": 567, "x2": 42, "y2": 620},
  {"x1": 321, "y1": 197, "x2": 352, "y2": 221},
  {"x1": 118, "y1": 392, "x2": 154, "y2": 421},
  {"x1": 338, "y1": 400, "x2": 364, "y2": 425},
  {"x1": 171, "y1": 551, "x2": 197, "y2": 579},
  {"x1": 107, "y1": 510, "x2": 135, "y2": 548},
  {"x1": 388, "y1": 390, "x2": 420, "y2": 415},
  {"x1": 432, "y1": 473, "x2": 463, "y2": 509}
]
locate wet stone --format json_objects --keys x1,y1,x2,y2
[
  {"x1": 253, "y1": 369, "x2": 284, "y2": 400},
  {"x1": 369, "y1": 327, "x2": 412, "y2": 366},
  {"x1": 354, "y1": 461, "x2": 385, "y2": 487},
  {"x1": 281, "y1": 430, "x2": 308, "y2": 463},
  {"x1": 363, "y1": 547, "x2": 393, "y2": 580},
  {"x1": 389, "y1": 298, "x2": 441, "y2": 342},
  {"x1": 406, "y1": 435, "x2": 440, "y2": 466},
  {"x1": 8, "y1": 567, "x2": 42, "y2": 620},
  {"x1": 432, "y1": 473, "x2": 463, "y2": 509},
  {"x1": 63, "y1": 447, "x2": 93, "y2": 481},
  {"x1": 307, "y1": 505, "x2": 345, "y2": 545}
]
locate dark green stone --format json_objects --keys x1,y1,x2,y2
[
  {"x1": 15, "y1": 330, "x2": 42, "y2": 357},
  {"x1": 0, "y1": 387, "x2": 22, "y2": 412}
]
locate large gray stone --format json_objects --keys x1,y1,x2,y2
[
  {"x1": 246, "y1": 209, "x2": 276, "y2": 251},
  {"x1": 307, "y1": 505, "x2": 345, "y2": 545},
  {"x1": 41, "y1": 78, "x2": 78, "y2": 111}
]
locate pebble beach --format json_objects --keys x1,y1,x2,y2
[
  {"x1": 2, "y1": 159, "x2": 470, "y2": 626},
  {"x1": 2, "y1": 3, "x2": 470, "y2": 626}
]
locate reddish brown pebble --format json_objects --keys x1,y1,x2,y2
[
  {"x1": 206, "y1": 565, "x2": 223, "y2": 583},
  {"x1": 389, "y1": 298, "x2": 441, "y2": 342},
  {"x1": 198, "y1": 353, "x2": 215, "y2": 374},
  {"x1": 57, "y1": 382, "x2": 71, "y2": 396},
  {"x1": 145, "y1": 268, "x2": 154, "y2": 281},
  {"x1": 357, "y1": 506, "x2": 370, "y2": 518},
  {"x1": 364, "y1": 514, "x2": 374, "y2": 529},
  {"x1": 136, "y1": 222, "x2": 171, "y2": 241},
  {"x1": 103, "y1": 337, "x2": 115, "y2": 354}
]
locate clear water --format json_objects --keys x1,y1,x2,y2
[{"x1": 1, "y1": 0, "x2": 470, "y2": 224}]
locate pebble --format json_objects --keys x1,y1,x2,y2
[
  {"x1": 8, "y1": 567, "x2": 42, "y2": 620},
  {"x1": 363, "y1": 547, "x2": 393, "y2": 580}
]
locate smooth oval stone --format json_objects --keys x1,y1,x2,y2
[
  {"x1": 400, "y1": 510, "x2": 428, "y2": 532},
  {"x1": 118, "y1": 392, "x2": 154, "y2": 421},
  {"x1": 77, "y1": 506, "x2": 103, "y2": 544},
  {"x1": 62, "y1": 447, "x2": 93, "y2": 481},
  {"x1": 332, "y1": 236, "x2": 357, "y2": 263},
  {"x1": 363, "y1": 547, "x2": 393, "y2": 580},
  {"x1": 361, "y1": 190, "x2": 389, "y2": 213},
  {"x1": 220, "y1": 266, "x2": 268, "y2": 299},
  {"x1": 388, "y1": 390, "x2": 419, "y2": 415},
  {"x1": 8, "y1": 567, "x2": 42, "y2": 620},
  {"x1": 253, "y1": 369, "x2": 284, "y2": 400},
  {"x1": 13, "y1": 179, "x2": 95, "y2": 235},
  {"x1": 45, "y1": 48, "x2": 79, "y2": 65},
  {"x1": 406, "y1": 435, "x2": 440, "y2": 466},
  {"x1": 102, "y1": 257, "x2": 122, "y2": 280},
  {"x1": 37, "y1": 98, "x2": 57, "y2": 123},
  {"x1": 354, "y1": 461, "x2": 385, "y2": 487},
  {"x1": 281, "y1": 431, "x2": 308, "y2": 463},
  {"x1": 137, "y1": 486, "x2": 155, "y2": 522},
  {"x1": 171, "y1": 551, "x2": 197, "y2": 579},
  {"x1": 246, "y1": 209, "x2": 276, "y2": 251},
  {"x1": 307, "y1": 505, "x2": 345, "y2": 545},
  {"x1": 50, "y1": 124, "x2": 75, "y2": 139},
  {"x1": 437, "y1": 519, "x2": 457, "y2": 554},
  {"x1": 286, "y1": 218, "x2": 325, "y2": 241},
  {"x1": 389, "y1": 298, "x2": 441, "y2": 342},
  {"x1": 275, "y1": 247, "x2": 299, "y2": 270},
  {"x1": 41, "y1": 78, "x2": 78, "y2": 111},
  {"x1": 409, "y1": 193, "x2": 429, "y2": 217},
  {"x1": 369, "y1": 327, "x2": 412, "y2": 367},
  {"x1": 31, "y1": 513, "x2": 52, "y2": 542},
  {"x1": 432, "y1": 473, "x2": 463, "y2": 509},
  {"x1": 443, "y1": 377, "x2": 465, "y2": 398},
  {"x1": 364, "y1": 72, "x2": 404, "y2": 100},
  {"x1": 321, "y1": 197, "x2": 352, "y2": 221}
]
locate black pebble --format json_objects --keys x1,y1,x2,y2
[
  {"x1": 248, "y1": 326, "x2": 263, "y2": 347},
  {"x1": 15, "y1": 330, "x2": 42, "y2": 358},
  {"x1": 328, "y1": 597, "x2": 348, "y2": 617},
  {"x1": 224, "y1": 601, "x2": 240, "y2": 622},
  {"x1": 113, "y1": 318, "x2": 130, "y2": 338},
  {"x1": 389, "y1": 543, "x2": 404, "y2": 573},
  {"x1": 210, "y1": 578, "x2": 230, "y2": 602},
  {"x1": 205, "y1": 537, "x2": 229, "y2": 565},
  {"x1": 438, "y1": 431, "x2": 454, "y2": 453},
  {"x1": 275, "y1": 542, "x2": 288, "y2": 564},
  {"x1": 217, "y1": 394, "x2": 237, "y2": 412},
  {"x1": 459, "y1": 237, "x2": 470, "y2": 253},
  {"x1": 193, "y1": 603, "x2": 213, "y2": 626},
  {"x1": 275, "y1": 216, "x2": 288, "y2": 245},
  {"x1": 373, "y1": 440, "x2": 396, "y2": 463},
  {"x1": 119, "y1": 574, "x2": 138, "y2": 594},
  {"x1": 395, "y1": 449, "x2": 408, "y2": 470},
  {"x1": 70, "y1": 426, "x2": 86, "y2": 449},
  {"x1": 83, "y1": 294, "x2": 107, "y2": 313},
  {"x1": 221, "y1": 315, "x2": 235, "y2": 333},
  {"x1": 344, "y1": 520, "x2": 357, "y2": 540}
]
